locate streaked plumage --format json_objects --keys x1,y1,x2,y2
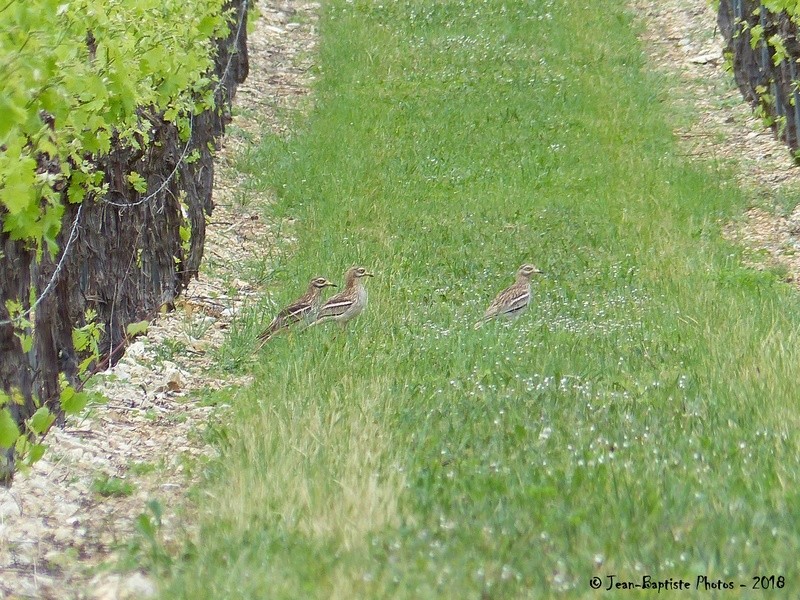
[
  {"x1": 474, "y1": 263, "x2": 543, "y2": 329},
  {"x1": 257, "y1": 276, "x2": 336, "y2": 346},
  {"x1": 312, "y1": 266, "x2": 373, "y2": 327}
]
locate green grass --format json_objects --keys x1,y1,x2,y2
[
  {"x1": 160, "y1": 0, "x2": 800, "y2": 597},
  {"x1": 92, "y1": 474, "x2": 135, "y2": 498}
]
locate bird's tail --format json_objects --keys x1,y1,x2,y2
[
  {"x1": 256, "y1": 320, "x2": 281, "y2": 348},
  {"x1": 256, "y1": 333, "x2": 273, "y2": 350},
  {"x1": 474, "y1": 319, "x2": 486, "y2": 330}
]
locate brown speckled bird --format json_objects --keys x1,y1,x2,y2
[
  {"x1": 312, "y1": 266, "x2": 373, "y2": 328},
  {"x1": 474, "y1": 264, "x2": 543, "y2": 329},
  {"x1": 257, "y1": 276, "x2": 336, "y2": 346}
]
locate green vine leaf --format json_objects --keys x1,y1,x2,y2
[
  {"x1": 128, "y1": 172, "x2": 148, "y2": 194},
  {"x1": 126, "y1": 320, "x2": 150, "y2": 337},
  {"x1": 0, "y1": 410, "x2": 20, "y2": 449},
  {"x1": 60, "y1": 387, "x2": 89, "y2": 415},
  {"x1": 29, "y1": 406, "x2": 55, "y2": 435}
]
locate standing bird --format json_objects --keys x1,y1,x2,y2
[
  {"x1": 312, "y1": 266, "x2": 374, "y2": 328},
  {"x1": 474, "y1": 263, "x2": 543, "y2": 329},
  {"x1": 257, "y1": 276, "x2": 337, "y2": 346}
]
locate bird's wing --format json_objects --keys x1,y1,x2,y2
[
  {"x1": 257, "y1": 297, "x2": 314, "y2": 342},
  {"x1": 484, "y1": 285, "x2": 529, "y2": 318},
  {"x1": 500, "y1": 288, "x2": 530, "y2": 315},
  {"x1": 315, "y1": 291, "x2": 356, "y2": 320},
  {"x1": 278, "y1": 298, "x2": 315, "y2": 322}
]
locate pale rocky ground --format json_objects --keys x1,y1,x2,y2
[{"x1": 2, "y1": 1, "x2": 799, "y2": 598}]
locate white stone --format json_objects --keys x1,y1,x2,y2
[
  {"x1": 126, "y1": 341, "x2": 147, "y2": 358},
  {"x1": 689, "y1": 51, "x2": 721, "y2": 64},
  {"x1": 120, "y1": 572, "x2": 157, "y2": 599}
]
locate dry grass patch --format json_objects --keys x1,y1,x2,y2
[{"x1": 225, "y1": 375, "x2": 405, "y2": 551}]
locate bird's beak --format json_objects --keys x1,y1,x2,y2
[
  {"x1": 326, "y1": 281, "x2": 337, "y2": 287},
  {"x1": 364, "y1": 271, "x2": 375, "y2": 277}
]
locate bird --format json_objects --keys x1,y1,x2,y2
[
  {"x1": 474, "y1": 263, "x2": 543, "y2": 329},
  {"x1": 257, "y1": 276, "x2": 337, "y2": 346},
  {"x1": 312, "y1": 266, "x2": 374, "y2": 328}
]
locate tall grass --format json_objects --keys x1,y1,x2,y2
[{"x1": 162, "y1": 0, "x2": 800, "y2": 597}]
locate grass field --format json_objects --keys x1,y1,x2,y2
[{"x1": 160, "y1": 0, "x2": 800, "y2": 597}]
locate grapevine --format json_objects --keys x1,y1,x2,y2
[
  {"x1": 0, "y1": 0, "x2": 230, "y2": 250},
  {"x1": 0, "y1": 0, "x2": 246, "y2": 480}
]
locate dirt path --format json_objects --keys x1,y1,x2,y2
[{"x1": 0, "y1": 2, "x2": 320, "y2": 598}]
